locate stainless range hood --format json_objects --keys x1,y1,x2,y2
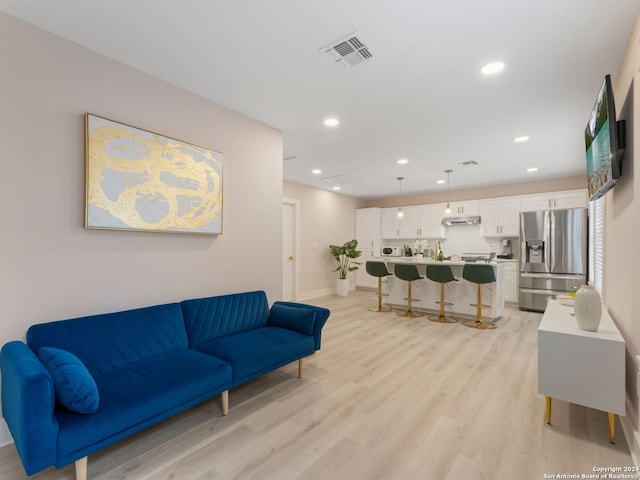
[{"x1": 441, "y1": 215, "x2": 481, "y2": 226}]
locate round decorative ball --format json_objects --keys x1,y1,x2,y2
[{"x1": 574, "y1": 285, "x2": 602, "y2": 332}]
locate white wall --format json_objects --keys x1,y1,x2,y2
[
  {"x1": 0, "y1": 14, "x2": 283, "y2": 446},
  {"x1": 283, "y1": 182, "x2": 364, "y2": 299},
  {"x1": 608, "y1": 8, "x2": 640, "y2": 461}
]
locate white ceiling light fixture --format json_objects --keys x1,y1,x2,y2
[
  {"x1": 514, "y1": 135, "x2": 530, "y2": 143},
  {"x1": 444, "y1": 169, "x2": 453, "y2": 215},
  {"x1": 437, "y1": 179, "x2": 445, "y2": 184},
  {"x1": 397, "y1": 158, "x2": 409, "y2": 165},
  {"x1": 324, "y1": 118, "x2": 339, "y2": 127},
  {"x1": 396, "y1": 177, "x2": 405, "y2": 220},
  {"x1": 333, "y1": 186, "x2": 341, "y2": 191},
  {"x1": 312, "y1": 169, "x2": 322, "y2": 175},
  {"x1": 481, "y1": 61, "x2": 505, "y2": 75},
  {"x1": 527, "y1": 167, "x2": 538, "y2": 172}
]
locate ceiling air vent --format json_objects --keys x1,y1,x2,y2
[
  {"x1": 323, "y1": 174, "x2": 363, "y2": 186},
  {"x1": 458, "y1": 160, "x2": 478, "y2": 166},
  {"x1": 320, "y1": 32, "x2": 373, "y2": 68}
]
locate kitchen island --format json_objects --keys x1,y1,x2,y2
[{"x1": 380, "y1": 258, "x2": 505, "y2": 320}]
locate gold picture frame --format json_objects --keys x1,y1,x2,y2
[{"x1": 85, "y1": 113, "x2": 223, "y2": 235}]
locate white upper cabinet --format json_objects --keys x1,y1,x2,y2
[
  {"x1": 520, "y1": 190, "x2": 587, "y2": 212},
  {"x1": 381, "y1": 205, "x2": 445, "y2": 239},
  {"x1": 442, "y1": 201, "x2": 480, "y2": 217},
  {"x1": 418, "y1": 204, "x2": 446, "y2": 239},
  {"x1": 381, "y1": 206, "x2": 421, "y2": 239},
  {"x1": 480, "y1": 197, "x2": 521, "y2": 237}
]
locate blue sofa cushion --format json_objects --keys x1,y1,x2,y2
[
  {"x1": 271, "y1": 301, "x2": 331, "y2": 351},
  {"x1": 269, "y1": 303, "x2": 315, "y2": 335},
  {"x1": 37, "y1": 347, "x2": 99, "y2": 414},
  {"x1": 181, "y1": 291, "x2": 270, "y2": 347},
  {"x1": 193, "y1": 327, "x2": 314, "y2": 387},
  {"x1": 27, "y1": 303, "x2": 189, "y2": 376},
  {"x1": 55, "y1": 350, "x2": 232, "y2": 463}
]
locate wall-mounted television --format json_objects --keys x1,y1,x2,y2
[{"x1": 584, "y1": 74, "x2": 626, "y2": 201}]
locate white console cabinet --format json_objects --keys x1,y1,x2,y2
[{"x1": 538, "y1": 299, "x2": 624, "y2": 443}]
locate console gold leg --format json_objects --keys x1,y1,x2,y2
[
  {"x1": 545, "y1": 396, "x2": 551, "y2": 424},
  {"x1": 609, "y1": 412, "x2": 616, "y2": 444}
]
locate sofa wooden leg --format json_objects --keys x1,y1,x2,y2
[
  {"x1": 75, "y1": 456, "x2": 88, "y2": 480},
  {"x1": 298, "y1": 357, "x2": 305, "y2": 378},
  {"x1": 221, "y1": 390, "x2": 229, "y2": 416}
]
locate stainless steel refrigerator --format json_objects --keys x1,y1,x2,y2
[{"x1": 519, "y1": 208, "x2": 587, "y2": 312}]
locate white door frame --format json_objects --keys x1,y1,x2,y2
[{"x1": 282, "y1": 198, "x2": 300, "y2": 301}]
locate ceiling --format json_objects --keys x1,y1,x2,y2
[{"x1": 1, "y1": 1, "x2": 637, "y2": 199}]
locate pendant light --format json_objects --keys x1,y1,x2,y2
[
  {"x1": 396, "y1": 177, "x2": 404, "y2": 220},
  {"x1": 444, "y1": 169, "x2": 452, "y2": 215}
]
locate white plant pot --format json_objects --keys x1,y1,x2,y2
[
  {"x1": 574, "y1": 284, "x2": 602, "y2": 332},
  {"x1": 336, "y1": 278, "x2": 350, "y2": 297}
]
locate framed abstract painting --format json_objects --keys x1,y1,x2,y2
[{"x1": 85, "y1": 114, "x2": 223, "y2": 235}]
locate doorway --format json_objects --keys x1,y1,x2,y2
[{"x1": 282, "y1": 199, "x2": 299, "y2": 301}]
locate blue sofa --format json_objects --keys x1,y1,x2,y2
[{"x1": 1, "y1": 291, "x2": 329, "y2": 480}]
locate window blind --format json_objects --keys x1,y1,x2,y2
[{"x1": 588, "y1": 196, "x2": 605, "y2": 295}]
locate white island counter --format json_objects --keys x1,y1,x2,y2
[{"x1": 380, "y1": 258, "x2": 505, "y2": 320}]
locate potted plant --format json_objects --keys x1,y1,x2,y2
[{"x1": 329, "y1": 239, "x2": 362, "y2": 296}]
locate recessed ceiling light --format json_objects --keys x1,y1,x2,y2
[
  {"x1": 324, "y1": 118, "x2": 339, "y2": 127},
  {"x1": 332, "y1": 186, "x2": 341, "y2": 191},
  {"x1": 514, "y1": 136, "x2": 530, "y2": 143},
  {"x1": 312, "y1": 169, "x2": 322, "y2": 175},
  {"x1": 481, "y1": 61, "x2": 505, "y2": 75},
  {"x1": 397, "y1": 158, "x2": 409, "y2": 165},
  {"x1": 527, "y1": 167, "x2": 538, "y2": 172},
  {"x1": 437, "y1": 179, "x2": 446, "y2": 184}
]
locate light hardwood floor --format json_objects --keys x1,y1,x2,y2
[{"x1": 0, "y1": 291, "x2": 634, "y2": 479}]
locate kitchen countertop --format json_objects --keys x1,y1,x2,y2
[{"x1": 376, "y1": 256, "x2": 502, "y2": 267}]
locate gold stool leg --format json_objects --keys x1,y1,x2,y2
[
  {"x1": 397, "y1": 281, "x2": 423, "y2": 318},
  {"x1": 463, "y1": 283, "x2": 496, "y2": 329},
  {"x1": 428, "y1": 283, "x2": 457, "y2": 323},
  {"x1": 369, "y1": 277, "x2": 391, "y2": 312},
  {"x1": 609, "y1": 412, "x2": 616, "y2": 444}
]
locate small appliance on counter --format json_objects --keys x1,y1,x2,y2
[
  {"x1": 461, "y1": 252, "x2": 496, "y2": 263},
  {"x1": 381, "y1": 246, "x2": 403, "y2": 257}
]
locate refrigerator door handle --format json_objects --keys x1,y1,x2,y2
[
  {"x1": 520, "y1": 273, "x2": 585, "y2": 280},
  {"x1": 520, "y1": 288, "x2": 568, "y2": 296}
]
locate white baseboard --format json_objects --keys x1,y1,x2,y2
[
  {"x1": 622, "y1": 395, "x2": 640, "y2": 465},
  {"x1": 296, "y1": 288, "x2": 335, "y2": 301}
]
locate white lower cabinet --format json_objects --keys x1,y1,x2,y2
[{"x1": 502, "y1": 261, "x2": 519, "y2": 304}]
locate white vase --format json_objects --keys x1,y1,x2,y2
[
  {"x1": 574, "y1": 285, "x2": 602, "y2": 332},
  {"x1": 336, "y1": 278, "x2": 350, "y2": 297}
]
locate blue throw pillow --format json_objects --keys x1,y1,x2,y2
[
  {"x1": 269, "y1": 304, "x2": 315, "y2": 335},
  {"x1": 38, "y1": 347, "x2": 99, "y2": 414}
]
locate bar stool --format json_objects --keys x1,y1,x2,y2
[
  {"x1": 365, "y1": 261, "x2": 392, "y2": 312},
  {"x1": 426, "y1": 264, "x2": 458, "y2": 323},
  {"x1": 462, "y1": 264, "x2": 497, "y2": 329},
  {"x1": 394, "y1": 263, "x2": 424, "y2": 318}
]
